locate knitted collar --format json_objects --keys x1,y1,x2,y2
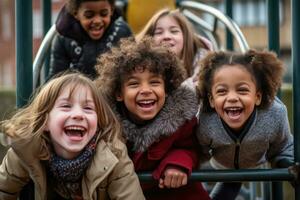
[
  {"x1": 115, "y1": 86, "x2": 199, "y2": 152},
  {"x1": 47, "y1": 135, "x2": 97, "y2": 199}
]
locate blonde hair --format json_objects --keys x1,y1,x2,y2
[
  {"x1": 1, "y1": 72, "x2": 122, "y2": 146},
  {"x1": 136, "y1": 8, "x2": 206, "y2": 76}
]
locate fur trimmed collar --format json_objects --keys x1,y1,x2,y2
[{"x1": 115, "y1": 86, "x2": 199, "y2": 152}]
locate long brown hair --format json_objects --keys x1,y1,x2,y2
[
  {"x1": 136, "y1": 8, "x2": 205, "y2": 76},
  {"x1": 1, "y1": 72, "x2": 122, "y2": 146}
]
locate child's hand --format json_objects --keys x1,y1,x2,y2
[
  {"x1": 288, "y1": 162, "x2": 300, "y2": 187},
  {"x1": 159, "y1": 166, "x2": 188, "y2": 189}
]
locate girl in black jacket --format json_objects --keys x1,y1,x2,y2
[{"x1": 49, "y1": 0, "x2": 133, "y2": 79}]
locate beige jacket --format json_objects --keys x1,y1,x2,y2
[{"x1": 0, "y1": 136, "x2": 145, "y2": 200}]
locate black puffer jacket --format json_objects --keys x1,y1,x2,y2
[{"x1": 49, "y1": 6, "x2": 133, "y2": 79}]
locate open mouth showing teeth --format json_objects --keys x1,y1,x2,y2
[
  {"x1": 137, "y1": 100, "x2": 155, "y2": 108},
  {"x1": 64, "y1": 126, "x2": 86, "y2": 137},
  {"x1": 225, "y1": 107, "x2": 243, "y2": 117}
]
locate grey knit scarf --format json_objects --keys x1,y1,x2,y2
[{"x1": 47, "y1": 135, "x2": 97, "y2": 199}]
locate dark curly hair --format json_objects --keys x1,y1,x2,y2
[
  {"x1": 94, "y1": 37, "x2": 186, "y2": 102},
  {"x1": 66, "y1": 0, "x2": 115, "y2": 15},
  {"x1": 198, "y1": 49, "x2": 285, "y2": 112}
]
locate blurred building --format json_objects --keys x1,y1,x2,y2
[
  {"x1": 0, "y1": 0, "x2": 64, "y2": 88},
  {"x1": 204, "y1": 0, "x2": 291, "y2": 82}
]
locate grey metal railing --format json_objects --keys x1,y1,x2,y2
[{"x1": 179, "y1": 0, "x2": 250, "y2": 52}]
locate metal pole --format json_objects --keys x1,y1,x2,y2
[
  {"x1": 138, "y1": 169, "x2": 295, "y2": 182},
  {"x1": 267, "y1": 0, "x2": 280, "y2": 53},
  {"x1": 267, "y1": 0, "x2": 281, "y2": 99},
  {"x1": 292, "y1": 0, "x2": 300, "y2": 198},
  {"x1": 42, "y1": 0, "x2": 52, "y2": 79},
  {"x1": 267, "y1": 1, "x2": 282, "y2": 198},
  {"x1": 225, "y1": 0, "x2": 233, "y2": 50},
  {"x1": 15, "y1": 0, "x2": 33, "y2": 107},
  {"x1": 16, "y1": 1, "x2": 35, "y2": 199}
]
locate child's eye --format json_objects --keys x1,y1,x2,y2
[
  {"x1": 84, "y1": 11, "x2": 94, "y2": 19},
  {"x1": 154, "y1": 30, "x2": 163, "y2": 35},
  {"x1": 100, "y1": 10, "x2": 109, "y2": 17},
  {"x1": 238, "y1": 87, "x2": 250, "y2": 94},
  {"x1": 215, "y1": 89, "x2": 226, "y2": 95},
  {"x1": 170, "y1": 29, "x2": 180, "y2": 34},
  {"x1": 127, "y1": 81, "x2": 139, "y2": 87},
  {"x1": 84, "y1": 105, "x2": 95, "y2": 111},
  {"x1": 150, "y1": 80, "x2": 162, "y2": 85},
  {"x1": 60, "y1": 103, "x2": 71, "y2": 108}
]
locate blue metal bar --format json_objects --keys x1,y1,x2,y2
[
  {"x1": 292, "y1": 0, "x2": 300, "y2": 198},
  {"x1": 15, "y1": 0, "x2": 33, "y2": 107}
]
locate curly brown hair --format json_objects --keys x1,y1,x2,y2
[
  {"x1": 66, "y1": 0, "x2": 115, "y2": 15},
  {"x1": 94, "y1": 37, "x2": 187, "y2": 102},
  {"x1": 198, "y1": 49, "x2": 285, "y2": 112}
]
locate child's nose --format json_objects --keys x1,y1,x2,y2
[
  {"x1": 162, "y1": 32, "x2": 172, "y2": 40},
  {"x1": 93, "y1": 15, "x2": 102, "y2": 23},
  {"x1": 227, "y1": 92, "x2": 239, "y2": 101},
  {"x1": 140, "y1": 85, "x2": 152, "y2": 95},
  {"x1": 71, "y1": 107, "x2": 84, "y2": 120}
]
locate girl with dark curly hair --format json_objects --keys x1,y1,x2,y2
[
  {"x1": 49, "y1": 0, "x2": 132, "y2": 79},
  {"x1": 196, "y1": 50, "x2": 294, "y2": 200},
  {"x1": 95, "y1": 37, "x2": 211, "y2": 200}
]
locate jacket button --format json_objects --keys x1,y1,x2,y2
[{"x1": 104, "y1": 166, "x2": 108, "y2": 171}]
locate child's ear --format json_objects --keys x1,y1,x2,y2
[
  {"x1": 208, "y1": 93, "x2": 215, "y2": 108},
  {"x1": 255, "y1": 91, "x2": 262, "y2": 106},
  {"x1": 111, "y1": 6, "x2": 115, "y2": 15},
  {"x1": 74, "y1": 13, "x2": 79, "y2": 20},
  {"x1": 44, "y1": 123, "x2": 49, "y2": 132},
  {"x1": 116, "y1": 93, "x2": 123, "y2": 102}
]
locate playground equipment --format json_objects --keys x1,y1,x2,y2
[
  {"x1": 15, "y1": 0, "x2": 300, "y2": 199},
  {"x1": 32, "y1": 1, "x2": 250, "y2": 88}
]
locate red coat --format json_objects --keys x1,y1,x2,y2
[{"x1": 128, "y1": 117, "x2": 211, "y2": 200}]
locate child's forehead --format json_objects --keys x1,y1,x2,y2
[
  {"x1": 125, "y1": 68, "x2": 163, "y2": 79},
  {"x1": 216, "y1": 64, "x2": 249, "y2": 73},
  {"x1": 78, "y1": 0, "x2": 113, "y2": 9},
  {"x1": 58, "y1": 83, "x2": 93, "y2": 98},
  {"x1": 213, "y1": 64, "x2": 256, "y2": 84}
]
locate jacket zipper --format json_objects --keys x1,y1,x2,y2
[{"x1": 234, "y1": 139, "x2": 240, "y2": 169}]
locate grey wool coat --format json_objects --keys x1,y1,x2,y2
[{"x1": 197, "y1": 97, "x2": 294, "y2": 169}]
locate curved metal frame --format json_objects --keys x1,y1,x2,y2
[
  {"x1": 179, "y1": 0, "x2": 249, "y2": 52},
  {"x1": 32, "y1": 1, "x2": 250, "y2": 88},
  {"x1": 33, "y1": 24, "x2": 57, "y2": 88}
]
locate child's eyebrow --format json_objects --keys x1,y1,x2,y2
[
  {"x1": 56, "y1": 97, "x2": 70, "y2": 101},
  {"x1": 125, "y1": 75, "x2": 138, "y2": 80}
]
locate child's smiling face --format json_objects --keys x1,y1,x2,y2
[
  {"x1": 209, "y1": 64, "x2": 262, "y2": 131},
  {"x1": 153, "y1": 15, "x2": 184, "y2": 57},
  {"x1": 75, "y1": 1, "x2": 113, "y2": 40},
  {"x1": 117, "y1": 69, "x2": 166, "y2": 124},
  {"x1": 46, "y1": 84, "x2": 98, "y2": 159}
]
